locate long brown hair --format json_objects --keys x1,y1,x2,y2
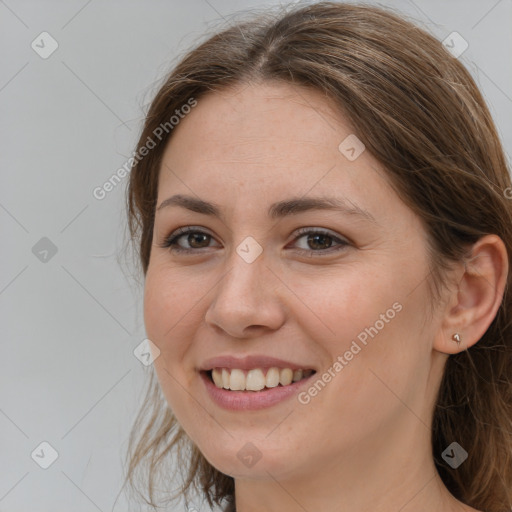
[{"x1": 123, "y1": 2, "x2": 512, "y2": 511}]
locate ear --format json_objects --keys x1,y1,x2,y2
[{"x1": 433, "y1": 234, "x2": 509, "y2": 354}]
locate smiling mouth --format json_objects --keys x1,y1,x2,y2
[{"x1": 203, "y1": 368, "x2": 316, "y2": 392}]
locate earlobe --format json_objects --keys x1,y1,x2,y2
[
  {"x1": 451, "y1": 332, "x2": 462, "y2": 348},
  {"x1": 433, "y1": 234, "x2": 509, "y2": 355}
]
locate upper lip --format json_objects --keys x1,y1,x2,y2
[{"x1": 199, "y1": 355, "x2": 316, "y2": 372}]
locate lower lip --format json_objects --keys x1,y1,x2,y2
[{"x1": 200, "y1": 370, "x2": 316, "y2": 411}]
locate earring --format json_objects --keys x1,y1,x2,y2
[{"x1": 452, "y1": 333, "x2": 462, "y2": 346}]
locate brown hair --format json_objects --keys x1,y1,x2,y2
[{"x1": 122, "y1": 2, "x2": 512, "y2": 511}]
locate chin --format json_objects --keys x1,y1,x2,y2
[{"x1": 197, "y1": 440, "x2": 306, "y2": 482}]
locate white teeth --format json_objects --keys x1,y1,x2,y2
[
  {"x1": 212, "y1": 368, "x2": 223, "y2": 388},
  {"x1": 222, "y1": 368, "x2": 230, "y2": 389},
  {"x1": 246, "y1": 369, "x2": 265, "y2": 391},
  {"x1": 210, "y1": 367, "x2": 313, "y2": 391},
  {"x1": 279, "y1": 368, "x2": 293, "y2": 386},
  {"x1": 229, "y1": 369, "x2": 245, "y2": 391},
  {"x1": 265, "y1": 367, "x2": 280, "y2": 388}
]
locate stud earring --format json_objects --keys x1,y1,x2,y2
[{"x1": 452, "y1": 333, "x2": 462, "y2": 346}]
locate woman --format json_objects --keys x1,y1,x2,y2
[{"x1": 123, "y1": 2, "x2": 512, "y2": 511}]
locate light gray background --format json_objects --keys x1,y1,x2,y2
[{"x1": 1, "y1": 1, "x2": 511, "y2": 511}]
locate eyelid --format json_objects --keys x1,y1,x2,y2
[
  {"x1": 158, "y1": 225, "x2": 351, "y2": 255},
  {"x1": 293, "y1": 226, "x2": 350, "y2": 244},
  {"x1": 160, "y1": 225, "x2": 218, "y2": 248}
]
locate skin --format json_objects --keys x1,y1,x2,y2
[{"x1": 143, "y1": 80, "x2": 508, "y2": 512}]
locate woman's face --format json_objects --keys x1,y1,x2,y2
[{"x1": 144, "y1": 81, "x2": 447, "y2": 481}]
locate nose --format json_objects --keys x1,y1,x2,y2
[{"x1": 204, "y1": 252, "x2": 286, "y2": 339}]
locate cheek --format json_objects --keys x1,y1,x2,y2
[
  {"x1": 288, "y1": 264, "x2": 395, "y2": 351},
  {"x1": 143, "y1": 268, "x2": 200, "y2": 418},
  {"x1": 143, "y1": 263, "x2": 213, "y2": 401},
  {"x1": 144, "y1": 265, "x2": 191, "y2": 339},
  {"x1": 143, "y1": 267, "x2": 195, "y2": 375},
  {"x1": 294, "y1": 263, "x2": 428, "y2": 407}
]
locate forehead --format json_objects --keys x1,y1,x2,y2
[
  {"x1": 162, "y1": 81, "x2": 349, "y2": 169},
  {"x1": 156, "y1": 81, "x2": 400, "y2": 226}
]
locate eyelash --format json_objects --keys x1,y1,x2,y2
[{"x1": 158, "y1": 226, "x2": 350, "y2": 257}]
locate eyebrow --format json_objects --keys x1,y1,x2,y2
[{"x1": 156, "y1": 194, "x2": 378, "y2": 224}]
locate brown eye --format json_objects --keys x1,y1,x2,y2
[
  {"x1": 158, "y1": 226, "x2": 349, "y2": 257},
  {"x1": 305, "y1": 233, "x2": 334, "y2": 250},
  {"x1": 186, "y1": 232, "x2": 211, "y2": 249},
  {"x1": 159, "y1": 227, "x2": 218, "y2": 253},
  {"x1": 292, "y1": 228, "x2": 350, "y2": 256}
]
